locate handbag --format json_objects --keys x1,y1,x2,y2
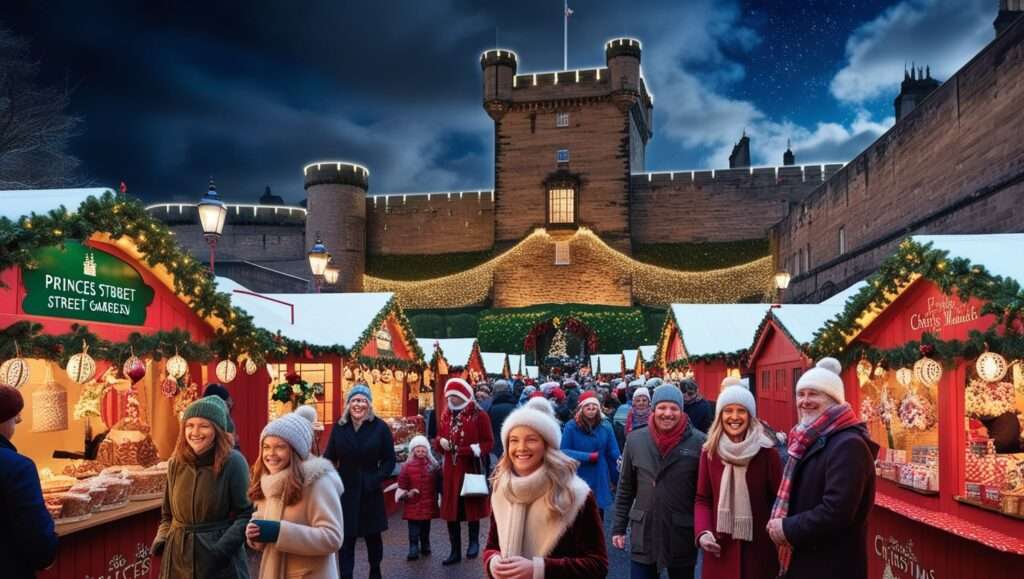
[{"x1": 460, "y1": 457, "x2": 490, "y2": 497}]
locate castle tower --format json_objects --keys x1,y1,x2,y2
[
  {"x1": 894, "y1": 65, "x2": 940, "y2": 120},
  {"x1": 303, "y1": 161, "x2": 369, "y2": 292},
  {"x1": 996, "y1": 0, "x2": 1024, "y2": 35},
  {"x1": 729, "y1": 131, "x2": 751, "y2": 168},
  {"x1": 480, "y1": 49, "x2": 518, "y2": 121},
  {"x1": 783, "y1": 139, "x2": 795, "y2": 166}
]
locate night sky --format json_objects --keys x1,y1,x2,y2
[{"x1": 1, "y1": 0, "x2": 999, "y2": 204}]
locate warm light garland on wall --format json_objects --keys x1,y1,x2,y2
[{"x1": 364, "y1": 227, "x2": 774, "y2": 308}]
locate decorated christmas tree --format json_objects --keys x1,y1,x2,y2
[{"x1": 548, "y1": 327, "x2": 568, "y2": 359}]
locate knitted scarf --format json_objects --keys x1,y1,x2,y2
[
  {"x1": 256, "y1": 468, "x2": 291, "y2": 579},
  {"x1": 647, "y1": 412, "x2": 689, "y2": 457},
  {"x1": 715, "y1": 420, "x2": 774, "y2": 542},
  {"x1": 490, "y1": 466, "x2": 589, "y2": 559},
  {"x1": 626, "y1": 405, "x2": 651, "y2": 434},
  {"x1": 771, "y1": 403, "x2": 860, "y2": 575},
  {"x1": 441, "y1": 402, "x2": 478, "y2": 465}
]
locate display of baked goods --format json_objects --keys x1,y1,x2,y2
[
  {"x1": 70, "y1": 481, "x2": 109, "y2": 513},
  {"x1": 126, "y1": 468, "x2": 167, "y2": 499},
  {"x1": 45, "y1": 491, "x2": 92, "y2": 523},
  {"x1": 96, "y1": 420, "x2": 160, "y2": 467},
  {"x1": 38, "y1": 469, "x2": 78, "y2": 494},
  {"x1": 95, "y1": 475, "x2": 132, "y2": 509},
  {"x1": 62, "y1": 459, "x2": 104, "y2": 479}
]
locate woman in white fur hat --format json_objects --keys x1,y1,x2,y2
[
  {"x1": 245, "y1": 406, "x2": 345, "y2": 579},
  {"x1": 694, "y1": 382, "x2": 782, "y2": 579},
  {"x1": 483, "y1": 397, "x2": 608, "y2": 579}
]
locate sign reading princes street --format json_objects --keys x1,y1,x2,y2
[{"x1": 22, "y1": 241, "x2": 155, "y2": 325}]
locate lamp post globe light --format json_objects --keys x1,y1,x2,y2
[
  {"x1": 307, "y1": 234, "x2": 330, "y2": 293},
  {"x1": 197, "y1": 177, "x2": 227, "y2": 274},
  {"x1": 774, "y1": 270, "x2": 792, "y2": 304},
  {"x1": 323, "y1": 262, "x2": 341, "y2": 287}
]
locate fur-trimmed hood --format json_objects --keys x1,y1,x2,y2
[{"x1": 302, "y1": 456, "x2": 344, "y2": 495}]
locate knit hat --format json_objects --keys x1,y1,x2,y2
[
  {"x1": 501, "y1": 397, "x2": 562, "y2": 449},
  {"x1": 529, "y1": 390, "x2": 546, "y2": 399},
  {"x1": 539, "y1": 381, "x2": 559, "y2": 395},
  {"x1": 550, "y1": 387, "x2": 566, "y2": 403},
  {"x1": 0, "y1": 385, "x2": 24, "y2": 423},
  {"x1": 261, "y1": 407, "x2": 316, "y2": 460},
  {"x1": 492, "y1": 379, "x2": 511, "y2": 394},
  {"x1": 720, "y1": 376, "x2": 742, "y2": 390},
  {"x1": 796, "y1": 357, "x2": 845, "y2": 403},
  {"x1": 444, "y1": 378, "x2": 473, "y2": 403},
  {"x1": 203, "y1": 383, "x2": 231, "y2": 402},
  {"x1": 716, "y1": 385, "x2": 757, "y2": 418},
  {"x1": 628, "y1": 378, "x2": 645, "y2": 389},
  {"x1": 577, "y1": 391, "x2": 601, "y2": 411},
  {"x1": 295, "y1": 405, "x2": 323, "y2": 431},
  {"x1": 644, "y1": 377, "x2": 664, "y2": 389},
  {"x1": 633, "y1": 387, "x2": 651, "y2": 401},
  {"x1": 652, "y1": 384, "x2": 684, "y2": 409},
  {"x1": 182, "y1": 395, "x2": 229, "y2": 432},
  {"x1": 347, "y1": 384, "x2": 372, "y2": 403}
]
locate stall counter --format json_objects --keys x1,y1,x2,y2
[{"x1": 41, "y1": 499, "x2": 161, "y2": 579}]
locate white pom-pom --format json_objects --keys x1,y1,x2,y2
[
  {"x1": 817, "y1": 357, "x2": 842, "y2": 376},
  {"x1": 295, "y1": 405, "x2": 318, "y2": 424},
  {"x1": 525, "y1": 396, "x2": 555, "y2": 417}
]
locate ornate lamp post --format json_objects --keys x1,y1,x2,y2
[
  {"x1": 774, "y1": 270, "x2": 792, "y2": 305},
  {"x1": 323, "y1": 261, "x2": 341, "y2": 287},
  {"x1": 307, "y1": 234, "x2": 330, "y2": 293},
  {"x1": 196, "y1": 178, "x2": 227, "y2": 274}
]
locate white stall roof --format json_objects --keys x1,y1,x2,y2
[
  {"x1": 0, "y1": 188, "x2": 113, "y2": 221},
  {"x1": 416, "y1": 337, "x2": 478, "y2": 366},
  {"x1": 770, "y1": 305, "x2": 845, "y2": 346},
  {"x1": 216, "y1": 277, "x2": 395, "y2": 349},
  {"x1": 480, "y1": 352, "x2": 508, "y2": 375},
  {"x1": 638, "y1": 345, "x2": 657, "y2": 362},
  {"x1": 507, "y1": 354, "x2": 524, "y2": 375},
  {"x1": 524, "y1": 365, "x2": 539, "y2": 379},
  {"x1": 593, "y1": 354, "x2": 624, "y2": 375},
  {"x1": 623, "y1": 349, "x2": 639, "y2": 369},
  {"x1": 669, "y1": 304, "x2": 772, "y2": 356},
  {"x1": 914, "y1": 234, "x2": 1024, "y2": 285}
]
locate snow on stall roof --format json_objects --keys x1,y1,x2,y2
[
  {"x1": 771, "y1": 305, "x2": 845, "y2": 346},
  {"x1": 639, "y1": 345, "x2": 657, "y2": 362},
  {"x1": 524, "y1": 365, "x2": 539, "y2": 379},
  {"x1": 480, "y1": 352, "x2": 508, "y2": 375},
  {"x1": 623, "y1": 349, "x2": 639, "y2": 369},
  {"x1": 594, "y1": 354, "x2": 624, "y2": 375},
  {"x1": 214, "y1": 276, "x2": 394, "y2": 349},
  {"x1": 416, "y1": 338, "x2": 478, "y2": 366},
  {"x1": 821, "y1": 281, "x2": 869, "y2": 306},
  {"x1": 669, "y1": 304, "x2": 772, "y2": 356},
  {"x1": 0, "y1": 188, "x2": 113, "y2": 221},
  {"x1": 508, "y1": 355, "x2": 524, "y2": 375},
  {"x1": 914, "y1": 234, "x2": 1024, "y2": 284}
]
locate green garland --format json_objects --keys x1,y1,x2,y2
[
  {"x1": 810, "y1": 238, "x2": 1024, "y2": 360},
  {"x1": 665, "y1": 349, "x2": 747, "y2": 371},
  {"x1": 478, "y1": 304, "x2": 646, "y2": 355},
  {"x1": 835, "y1": 329, "x2": 1024, "y2": 369}
]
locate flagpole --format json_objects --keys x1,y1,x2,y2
[{"x1": 563, "y1": 0, "x2": 568, "y2": 70}]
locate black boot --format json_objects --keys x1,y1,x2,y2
[
  {"x1": 420, "y1": 521, "x2": 432, "y2": 556},
  {"x1": 465, "y1": 521, "x2": 480, "y2": 559},
  {"x1": 369, "y1": 567, "x2": 382, "y2": 579},
  {"x1": 442, "y1": 522, "x2": 462, "y2": 566},
  {"x1": 406, "y1": 522, "x2": 420, "y2": 561}
]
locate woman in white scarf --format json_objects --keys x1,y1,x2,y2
[
  {"x1": 484, "y1": 397, "x2": 608, "y2": 579},
  {"x1": 694, "y1": 381, "x2": 783, "y2": 579}
]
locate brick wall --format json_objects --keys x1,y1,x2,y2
[
  {"x1": 773, "y1": 20, "x2": 1024, "y2": 303},
  {"x1": 366, "y1": 191, "x2": 495, "y2": 255},
  {"x1": 160, "y1": 223, "x2": 306, "y2": 262},
  {"x1": 630, "y1": 165, "x2": 837, "y2": 244}
]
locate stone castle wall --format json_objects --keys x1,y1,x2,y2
[{"x1": 366, "y1": 191, "x2": 495, "y2": 255}]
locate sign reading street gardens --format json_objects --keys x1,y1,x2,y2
[{"x1": 22, "y1": 241, "x2": 155, "y2": 325}]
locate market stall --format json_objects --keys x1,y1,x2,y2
[
  {"x1": 746, "y1": 304, "x2": 843, "y2": 432},
  {"x1": 810, "y1": 235, "x2": 1024, "y2": 574},
  {"x1": 636, "y1": 344, "x2": 656, "y2": 377},
  {"x1": 654, "y1": 304, "x2": 770, "y2": 399},
  {"x1": 590, "y1": 353, "x2": 625, "y2": 379},
  {"x1": 507, "y1": 354, "x2": 524, "y2": 379},
  {"x1": 480, "y1": 351, "x2": 510, "y2": 378},
  {"x1": 0, "y1": 190, "x2": 272, "y2": 579},
  {"x1": 623, "y1": 349, "x2": 639, "y2": 377}
]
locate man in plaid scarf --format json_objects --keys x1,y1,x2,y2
[{"x1": 766, "y1": 358, "x2": 878, "y2": 578}]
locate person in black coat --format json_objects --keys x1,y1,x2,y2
[
  {"x1": 486, "y1": 380, "x2": 517, "y2": 459},
  {"x1": 324, "y1": 385, "x2": 397, "y2": 579},
  {"x1": 681, "y1": 379, "x2": 714, "y2": 433},
  {"x1": 0, "y1": 385, "x2": 58, "y2": 579}
]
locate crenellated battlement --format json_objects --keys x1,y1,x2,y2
[
  {"x1": 145, "y1": 202, "x2": 307, "y2": 226},
  {"x1": 303, "y1": 160, "x2": 370, "y2": 190},
  {"x1": 368, "y1": 190, "x2": 494, "y2": 207},
  {"x1": 605, "y1": 37, "x2": 642, "y2": 60},
  {"x1": 480, "y1": 49, "x2": 518, "y2": 68},
  {"x1": 631, "y1": 163, "x2": 846, "y2": 187}
]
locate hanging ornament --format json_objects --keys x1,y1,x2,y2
[
  {"x1": 165, "y1": 349, "x2": 188, "y2": 380},
  {"x1": 32, "y1": 364, "x2": 68, "y2": 433},
  {"x1": 65, "y1": 341, "x2": 96, "y2": 385},
  {"x1": 216, "y1": 359, "x2": 238, "y2": 384},
  {"x1": 913, "y1": 357, "x2": 943, "y2": 387},
  {"x1": 856, "y1": 359, "x2": 873, "y2": 383},
  {"x1": 0, "y1": 343, "x2": 30, "y2": 388},
  {"x1": 976, "y1": 351, "x2": 1009, "y2": 383},
  {"x1": 160, "y1": 375, "x2": 179, "y2": 399},
  {"x1": 895, "y1": 368, "x2": 913, "y2": 387},
  {"x1": 244, "y1": 357, "x2": 259, "y2": 376},
  {"x1": 395, "y1": 369, "x2": 405, "y2": 383},
  {"x1": 122, "y1": 349, "x2": 146, "y2": 384}
]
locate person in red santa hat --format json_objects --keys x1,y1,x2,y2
[{"x1": 434, "y1": 377, "x2": 494, "y2": 566}]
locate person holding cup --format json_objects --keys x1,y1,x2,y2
[{"x1": 246, "y1": 407, "x2": 344, "y2": 579}]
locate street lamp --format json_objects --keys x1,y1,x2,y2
[
  {"x1": 197, "y1": 177, "x2": 227, "y2": 274},
  {"x1": 323, "y1": 261, "x2": 341, "y2": 287},
  {"x1": 774, "y1": 270, "x2": 792, "y2": 305},
  {"x1": 307, "y1": 234, "x2": 330, "y2": 293}
]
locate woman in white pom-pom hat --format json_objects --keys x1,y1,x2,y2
[
  {"x1": 483, "y1": 397, "x2": 608, "y2": 579},
  {"x1": 434, "y1": 377, "x2": 494, "y2": 565},
  {"x1": 765, "y1": 357, "x2": 878, "y2": 579}
]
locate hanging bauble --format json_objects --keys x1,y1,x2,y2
[
  {"x1": 216, "y1": 359, "x2": 238, "y2": 384},
  {"x1": 913, "y1": 357, "x2": 943, "y2": 387},
  {"x1": 165, "y1": 351, "x2": 188, "y2": 380},
  {"x1": 0, "y1": 357, "x2": 30, "y2": 389},
  {"x1": 394, "y1": 370, "x2": 405, "y2": 383},
  {"x1": 160, "y1": 376, "x2": 179, "y2": 399},
  {"x1": 976, "y1": 351, "x2": 1009, "y2": 383},
  {"x1": 895, "y1": 368, "x2": 913, "y2": 387},
  {"x1": 872, "y1": 365, "x2": 886, "y2": 378},
  {"x1": 244, "y1": 357, "x2": 259, "y2": 376},
  {"x1": 65, "y1": 341, "x2": 96, "y2": 385},
  {"x1": 856, "y1": 359, "x2": 873, "y2": 382},
  {"x1": 122, "y1": 352, "x2": 146, "y2": 384},
  {"x1": 32, "y1": 364, "x2": 68, "y2": 433}
]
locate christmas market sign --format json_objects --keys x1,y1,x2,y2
[
  {"x1": 22, "y1": 241, "x2": 154, "y2": 325},
  {"x1": 874, "y1": 534, "x2": 937, "y2": 579},
  {"x1": 909, "y1": 295, "x2": 980, "y2": 333}
]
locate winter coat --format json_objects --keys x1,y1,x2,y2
[
  {"x1": 612, "y1": 422, "x2": 705, "y2": 569},
  {"x1": 434, "y1": 403, "x2": 494, "y2": 522},
  {"x1": 684, "y1": 398, "x2": 714, "y2": 433},
  {"x1": 396, "y1": 456, "x2": 439, "y2": 521},
  {"x1": 483, "y1": 488, "x2": 608, "y2": 579},
  {"x1": 487, "y1": 391, "x2": 517, "y2": 457},
  {"x1": 612, "y1": 403, "x2": 629, "y2": 450},
  {"x1": 0, "y1": 435, "x2": 58, "y2": 579},
  {"x1": 781, "y1": 425, "x2": 878, "y2": 579},
  {"x1": 155, "y1": 449, "x2": 253, "y2": 579},
  {"x1": 560, "y1": 419, "x2": 620, "y2": 509},
  {"x1": 324, "y1": 416, "x2": 396, "y2": 538},
  {"x1": 694, "y1": 446, "x2": 782, "y2": 579},
  {"x1": 250, "y1": 457, "x2": 345, "y2": 579}
]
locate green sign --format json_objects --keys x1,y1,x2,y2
[{"x1": 22, "y1": 241, "x2": 155, "y2": 325}]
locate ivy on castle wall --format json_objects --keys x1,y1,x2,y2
[
  {"x1": 632, "y1": 238, "x2": 769, "y2": 272},
  {"x1": 477, "y1": 304, "x2": 646, "y2": 356}
]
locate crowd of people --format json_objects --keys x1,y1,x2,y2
[{"x1": 1, "y1": 356, "x2": 880, "y2": 579}]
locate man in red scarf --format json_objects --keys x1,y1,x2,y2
[{"x1": 612, "y1": 384, "x2": 705, "y2": 579}]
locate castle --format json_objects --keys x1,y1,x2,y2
[{"x1": 148, "y1": 5, "x2": 1024, "y2": 308}]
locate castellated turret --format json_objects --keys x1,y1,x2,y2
[
  {"x1": 480, "y1": 49, "x2": 518, "y2": 120},
  {"x1": 606, "y1": 38, "x2": 642, "y2": 111},
  {"x1": 303, "y1": 161, "x2": 368, "y2": 292}
]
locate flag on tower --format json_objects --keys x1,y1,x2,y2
[{"x1": 566, "y1": 5, "x2": 573, "y2": 16}]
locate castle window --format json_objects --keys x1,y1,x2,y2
[
  {"x1": 554, "y1": 241, "x2": 570, "y2": 265},
  {"x1": 838, "y1": 226, "x2": 846, "y2": 255},
  {"x1": 556, "y1": 112, "x2": 570, "y2": 128},
  {"x1": 556, "y1": 149, "x2": 570, "y2": 164},
  {"x1": 547, "y1": 187, "x2": 576, "y2": 226}
]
